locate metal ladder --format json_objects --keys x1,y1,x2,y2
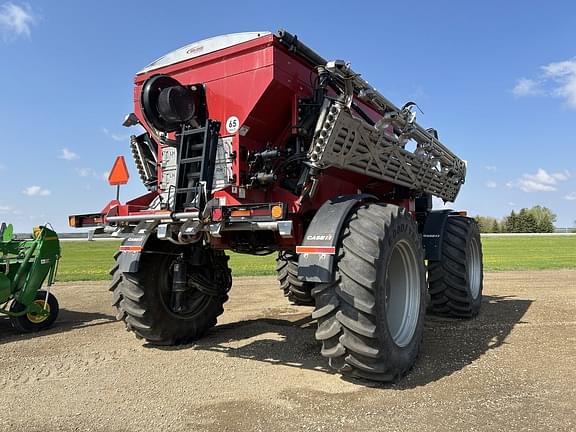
[{"x1": 174, "y1": 120, "x2": 221, "y2": 212}]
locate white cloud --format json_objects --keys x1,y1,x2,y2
[
  {"x1": 28, "y1": 213, "x2": 46, "y2": 221},
  {"x1": 508, "y1": 202, "x2": 516, "y2": 206},
  {"x1": 551, "y1": 170, "x2": 571, "y2": 182},
  {"x1": 0, "y1": 2, "x2": 36, "y2": 42},
  {"x1": 507, "y1": 168, "x2": 571, "y2": 192},
  {"x1": 73, "y1": 167, "x2": 112, "y2": 182},
  {"x1": 22, "y1": 185, "x2": 51, "y2": 196},
  {"x1": 75, "y1": 168, "x2": 111, "y2": 182},
  {"x1": 484, "y1": 180, "x2": 497, "y2": 188},
  {"x1": 508, "y1": 180, "x2": 555, "y2": 192},
  {"x1": 512, "y1": 78, "x2": 542, "y2": 97},
  {"x1": 59, "y1": 148, "x2": 79, "y2": 160},
  {"x1": 525, "y1": 168, "x2": 569, "y2": 185},
  {"x1": 0, "y1": 204, "x2": 15, "y2": 214},
  {"x1": 565, "y1": 192, "x2": 576, "y2": 201},
  {"x1": 484, "y1": 165, "x2": 497, "y2": 172},
  {"x1": 75, "y1": 167, "x2": 97, "y2": 177},
  {"x1": 542, "y1": 59, "x2": 576, "y2": 107},
  {"x1": 514, "y1": 58, "x2": 576, "y2": 108},
  {"x1": 102, "y1": 127, "x2": 130, "y2": 142}
]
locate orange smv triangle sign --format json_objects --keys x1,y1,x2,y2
[{"x1": 108, "y1": 156, "x2": 130, "y2": 185}]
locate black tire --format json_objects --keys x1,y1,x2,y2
[
  {"x1": 10, "y1": 290, "x2": 59, "y2": 332},
  {"x1": 276, "y1": 251, "x2": 315, "y2": 305},
  {"x1": 109, "y1": 237, "x2": 232, "y2": 345},
  {"x1": 428, "y1": 216, "x2": 483, "y2": 318},
  {"x1": 312, "y1": 203, "x2": 426, "y2": 382}
]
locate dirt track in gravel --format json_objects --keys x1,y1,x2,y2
[{"x1": 0, "y1": 271, "x2": 575, "y2": 432}]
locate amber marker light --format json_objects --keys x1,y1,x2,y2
[
  {"x1": 230, "y1": 209, "x2": 251, "y2": 217},
  {"x1": 271, "y1": 205, "x2": 283, "y2": 219}
]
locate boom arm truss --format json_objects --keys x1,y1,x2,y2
[{"x1": 308, "y1": 61, "x2": 466, "y2": 202}]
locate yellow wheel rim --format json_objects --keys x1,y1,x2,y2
[{"x1": 27, "y1": 299, "x2": 50, "y2": 324}]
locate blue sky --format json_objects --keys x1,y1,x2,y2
[{"x1": 0, "y1": 0, "x2": 574, "y2": 232}]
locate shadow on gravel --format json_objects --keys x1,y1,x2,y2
[
  {"x1": 399, "y1": 294, "x2": 533, "y2": 389},
  {"x1": 160, "y1": 294, "x2": 532, "y2": 388},
  {"x1": 0, "y1": 309, "x2": 116, "y2": 344}
]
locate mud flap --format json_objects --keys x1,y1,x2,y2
[
  {"x1": 422, "y1": 210, "x2": 453, "y2": 261},
  {"x1": 117, "y1": 222, "x2": 157, "y2": 273},
  {"x1": 297, "y1": 194, "x2": 374, "y2": 283}
]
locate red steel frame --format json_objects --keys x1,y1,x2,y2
[{"x1": 93, "y1": 33, "x2": 415, "y2": 248}]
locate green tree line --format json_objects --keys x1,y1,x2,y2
[{"x1": 474, "y1": 205, "x2": 557, "y2": 233}]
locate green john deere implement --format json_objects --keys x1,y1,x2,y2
[{"x1": 0, "y1": 223, "x2": 61, "y2": 332}]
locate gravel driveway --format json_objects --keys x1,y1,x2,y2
[{"x1": 0, "y1": 271, "x2": 575, "y2": 431}]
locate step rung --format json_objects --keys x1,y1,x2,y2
[
  {"x1": 180, "y1": 127, "x2": 206, "y2": 136},
  {"x1": 185, "y1": 172, "x2": 201, "y2": 178},
  {"x1": 180, "y1": 156, "x2": 204, "y2": 164}
]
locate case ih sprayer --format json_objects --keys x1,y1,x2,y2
[{"x1": 70, "y1": 30, "x2": 483, "y2": 381}]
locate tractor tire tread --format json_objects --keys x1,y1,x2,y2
[
  {"x1": 312, "y1": 203, "x2": 426, "y2": 382},
  {"x1": 276, "y1": 252, "x2": 315, "y2": 305},
  {"x1": 109, "y1": 245, "x2": 231, "y2": 345},
  {"x1": 427, "y1": 217, "x2": 483, "y2": 318}
]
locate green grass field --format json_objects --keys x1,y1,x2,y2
[
  {"x1": 56, "y1": 235, "x2": 576, "y2": 282},
  {"x1": 56, "y1": 240, "x2": 278, "y2": 282},
  {"x1": 481, "y1": 236, "x2": 575, "y2": 271}
]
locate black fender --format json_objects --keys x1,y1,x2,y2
[
  {"x1": 116, "y1": 222, "x2": 158, "y2": 273},
  {"x1": 422, "y1": 210, "x2": 475, "y2": 261},
  {"x1": 421, "y1": 210, "x2": 451, "y2": 261},
  {"x1": 297, "y1": 194, "x2": 375, "y2": 283}
]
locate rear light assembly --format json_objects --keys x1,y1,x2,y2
[
  {"x1": 211, "y1": 207, "x2": 223, "y2": 222},
  {"x1": 68, "y1": 213, "x2": 104, "y2": 228},
  {"x1": 214, "y1": 203, "x2": 285, "y2": 222}
]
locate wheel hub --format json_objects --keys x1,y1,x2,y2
[
  {"x1": 468, "y1": 237, "x2": 482, "y2": 299},
  {"x1": 385, "y1": 239, "x2": 421, "y2": 347},
  {"x1": 27, "y1": 299, "x2": 50, "y2": 324}
]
